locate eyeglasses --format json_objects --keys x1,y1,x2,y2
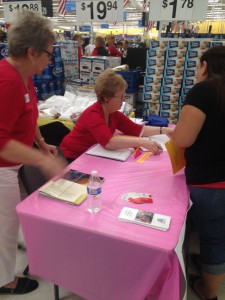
[
  {"x1": 113, "y1": 93, "x2": 125, "y2": 100},
  {"x1": 43, "y1": 50, "x2": 55, "y2": 60}
]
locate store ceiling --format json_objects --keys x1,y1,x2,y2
[{"x1": 0, "y1": 0, "x2": 225, "y2": 29}]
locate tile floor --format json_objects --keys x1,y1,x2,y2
[{"x1": 1, "y1": 182, "x2": 225, "y2": 300}]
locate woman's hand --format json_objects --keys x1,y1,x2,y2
[
  {"x1": 37, "y1": 139, "x2": 58, "y2": 157},
  {"x1": 141, "y1": 139, "x2": 163, "y2": 155},
  {"x1": 38, "y1": 155, "x2": 68, "y2": 180},
  {"x1": 162, "y1": 127, "x2": 174, "y2": 139}
]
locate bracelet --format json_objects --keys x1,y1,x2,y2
[{"x1": 159, "y1": 127, "x2": 163, "y2": 134}]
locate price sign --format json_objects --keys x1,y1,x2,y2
[
  {"x1": 149, "y1": 0, "x2": 208, "y2": 21},
  {"x1": 3, "y1": 0, "x2": 42, "y2": 23},
  {"x1": 76, "y1": 0, "x2": 123, "y2": 23},
  {"x1": 41, "y1": 0, "x2": 53, "y2": 17}
]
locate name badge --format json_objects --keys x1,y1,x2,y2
[{"x1": 24, "y1": 94, "x2": 30, "y2": 103}]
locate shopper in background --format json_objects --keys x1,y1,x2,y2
[
  {"x1": 0, "y1": 28, "x2": 7, "y2": 42},
  {"x1": 92, "y1": 35, "x2": 109, "y2": 56},
  {"x1": 60, "y1": 69, "x2": 172, "y2": 162},
  {"x1": 121, "y1": 40, "x2": 129, "y2": 65},
  {"x1": 0, "y1": 11, "x2": 67, "y2": 295},
  {"x1": 107, "y1": 34, "x2": 122, "y2": 57},
  {"x1": 83, "y1": 37, "x2": 95, "y2": 56},
  {"x1": 71, "y1": 33, "x2": 83, "y2": 62},
  {"x1": 173, "y1": 45, "x2": 225, "y2": 300}
]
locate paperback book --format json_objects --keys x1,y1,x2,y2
[
  {"x1": 118, "y1": 207, "x2": 171, "y2": 231},
  {"x1": 39, "y1": 169, "x2": 104, "y2": 205}
]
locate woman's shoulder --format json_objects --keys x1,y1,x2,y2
[
  {"x1": 194, "y1": 80, "x2": 215, "y2": 91},
  {"x1": 0, "y1": 59, "x2": 21, "y2": 82}
]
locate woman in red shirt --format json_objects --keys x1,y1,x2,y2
[
  {"x1": 60, "y1": 69, "x2": 173, "y2": 162},
  {"x1": 0, "y1": 11, "x2": 66, "y2": 295}
]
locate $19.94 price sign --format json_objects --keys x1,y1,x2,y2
[
  {"x1": 149, "y1": 0, "x2": 208, "y2": 21},
  {"x1": 3, "y1": 0, "x2": 42, "y2": 23},
  {"x1": 76, "y1": 0, "x2": 124, "y2": 23}
]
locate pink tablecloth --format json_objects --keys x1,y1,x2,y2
[{"x1": 17, "y1": 151, "x2": 189, "y2": 300}]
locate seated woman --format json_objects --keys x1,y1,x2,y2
[
  {"x1": 92, "y1": 36, "x2": 109, "y2": 56},
  {"x1": 60, "y1": 69, "x2": 173, "y2": 162}
]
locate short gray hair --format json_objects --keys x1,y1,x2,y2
[
  {"x1": 7, "y1": 11, "x2": 56, "y2": 57},
  {"x1": 95, "y1": 69, "x2": 127, "y2": 102}
]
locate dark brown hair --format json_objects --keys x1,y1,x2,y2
[{"x1": 200, "y1": 45, "x2": 225, "y2": 111}]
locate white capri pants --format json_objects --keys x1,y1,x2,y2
[{"x1": 0, "y1": 166, "x2": 21, "y2": 287}]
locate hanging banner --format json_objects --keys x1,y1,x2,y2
[
  {"x1": 3, "y1": 0, "x2": 42, "y2": 22},
  {"x1": 76, "y1": 0, "x2": 123, "y2": 23},
  {"x1": 149, "y1": 0, "x2": 208, "y2": 21}
]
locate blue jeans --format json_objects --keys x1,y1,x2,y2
[{"x1": 189, "y1": 187, "x2": 225, "y2": 274}]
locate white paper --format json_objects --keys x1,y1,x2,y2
[{"x1": 86, "y1": 144, "x2": 134, "y2": 162}]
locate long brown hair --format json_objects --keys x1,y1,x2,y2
[{"x1": 200, "y1": 45, "x2": 225, "y2": 112}]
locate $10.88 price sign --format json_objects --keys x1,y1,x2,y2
[
  {"x1": 76, "y1": 0, "x2": 123, "y2": 23},
  {"x1": 3, "y1": 0, "x2": 42, "y2": 23},
  {"x1": 149, "y1": 0, "x2": 208, "y2": 21}
]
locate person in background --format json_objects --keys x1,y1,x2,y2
[
  {"x1": 121, "y1": 40, "x2": 129, "y2": 65},
  {"x1": 60, "y1": 69, "x2": 173, "y2": 162},
  {"x1": 82, "y1": 37, "x2": 89, "y2": 53},
  {"x1": 0, "y1": 11, "x2": 67, "y2": 295},
  {"x1": 83, "y1": 37, "x2": 95, "y2": 56},
  {"x1": 92, "y1": 36, "x2": 109, "y2": 56},
  {"x1": 71, "y1": 34, "x2": 83, "y2": 62},
  {"x1": 0, "y1": 29, "x2": 7, "y2": 42},
  {"x1": 107, "y1": 34, "x2": 122, "y2": 57},
  {"x1": 172, "y1": 45, "x2": 225, "y2": 300}
]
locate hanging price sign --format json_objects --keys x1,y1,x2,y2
[
  {"x1": 149, "y1": 0, "x2": 208, "y2": 21},
  {"x1": 76, "y1": 0, "x2": 123, "y2": 23},
  {"x1": 3, "y1": 0, "x2": 42, "y2": 23}
]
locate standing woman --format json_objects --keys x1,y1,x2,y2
[
  {"x1": 173, "y1": 45, "x2": 225, "y2": 300},
  {"x1": 0, "y1": 11, "x2": 66, "y2": 295},
  {"x1": 71, "y1": 34, "x2": 83, "y2": 63}
]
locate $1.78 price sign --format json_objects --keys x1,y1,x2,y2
[
  {"x1": 3, "y1": 0, "x2": 42, "y2": 23},
  {"x1": 76, "y1": 0, "x2": 123, "y2": 23},
  {"x1": 149, "y1": 0, "x2": 208, "y2": 21}
]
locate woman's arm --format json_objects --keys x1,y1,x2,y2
[
  {"x1": 142, "y1": 126, "x2": 173, "y2": 138},
  {"x1": 0, "y1": 139, "x2": 67, "y2": 179},
  {"x1": 35, "y1": 125, "x2": 58, "y2": 157},
  {"x1": 172, "y1": 105, "x2": 206, "y2": 147},
  {"x1": 105, "y1": 135, "x2": 162, "y2": 155}
]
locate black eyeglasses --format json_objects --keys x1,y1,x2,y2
[{"x1": 43, "y1": 50, "x2": 55, "y2": 60}]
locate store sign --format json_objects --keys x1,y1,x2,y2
[
  {"x1": 76, "y1": 0, "x2": 123, "y2": 23},
  {"x1": 79, "y1": 25, "x2": 91, "y2": 32},
  {"x1": 138, "y1": 20, "x2": 143, "y2": 27},
  {"x1": 3, "y1": 0, "x2": 42, "y2": 22},
  {"x1": 149, "y1": 0, "x2": 208, "y2": 21},
  {"x1": 65, "y1": 1, "x2": 76, "y2": 12},
  {"x1": 41, "y1": 0, "x2": 53, "y2": 17},
  {"x1": 101, "y1": 24, "x2": 109, "y2": 29}
]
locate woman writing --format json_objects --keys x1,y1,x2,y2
[
  {"x1": 0, "y1": 11, "x2": 66, "y2": 295},
  {"x1": 173, "y1": 45, "x2": 225, "y2": 300},
  {"x1": 60, "y1": 69, "x2": 172, "y2": 162}
]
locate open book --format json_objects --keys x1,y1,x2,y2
[
  {"x1": 165, "y1": 140, "x2": 186, "y2": 174},
  {"x1": 39, "y1": 169, "x2": 104, "y2": 205},
  {"x1": 118, "y1": 207, "x2": 171, "y2": 231},
  {"x1": 86, "y1": 144, "x2": 134, "y2": 162}
]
